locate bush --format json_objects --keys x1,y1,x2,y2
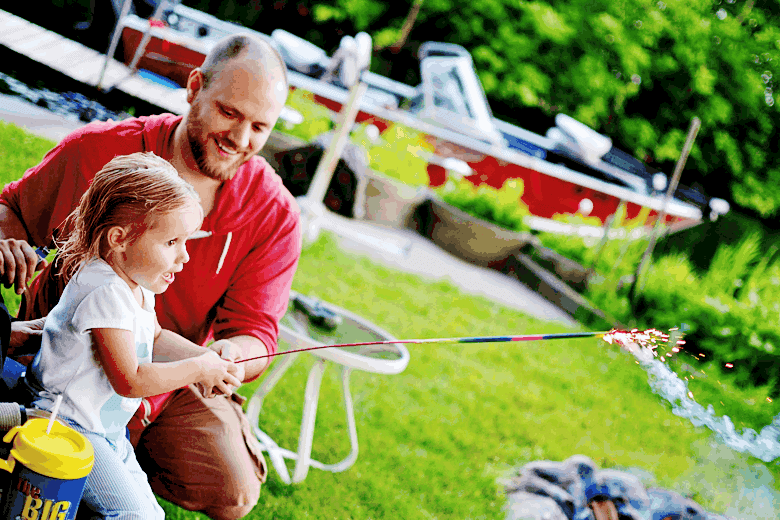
[
  {"x1": 436, "y1": 177, "x2": 530, "y2": 232},
  {"x1": 541, "y1": 229, "x2": 780, "y2": 395},
  {"x1": 609, "y1": 236, "x2": 780, "y2": 395},
  {"x1": 273, "y1": 89, "x2": 334, "y2": 142}
]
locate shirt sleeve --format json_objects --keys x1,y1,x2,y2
[
  {"x1": 213, "y1": 208, "x2": 302, "y2": 364},
  {"x1": 0, "y1": 130, "x2": 102, "y2": 246},
  {"x1": 72, "y1": 283, "x2": 137, "y2": 334}
]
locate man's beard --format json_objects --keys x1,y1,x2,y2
[{"x1": 186, "y1": 114, "x2": 242, "y2": 182}]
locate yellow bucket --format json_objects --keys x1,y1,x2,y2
[{"x1": 0, "y1": 418, "x2": 93, "y2": 520}]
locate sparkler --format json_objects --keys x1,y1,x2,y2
[{"x1": 235, "y1": 328, "x2": 675, "y2": 363}]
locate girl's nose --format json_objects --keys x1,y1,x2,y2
[{"x1": 179, "y1": 244, "x2": 190, "y2": 264}]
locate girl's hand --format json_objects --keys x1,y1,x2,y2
[
  {"x1": 210, "y1": 339, "x2": 246, "y2": 386},
  {"x1": 196, "y1": 350, "x2": 242, "y2": 398}
]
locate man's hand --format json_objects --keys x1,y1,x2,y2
[
  {"x1": 195, "y1": 350, "x2": 242, "y2": 399},
  {"x1": 9, "y1": 317, "x2": 46, "y2": 356},
  {"x1": 210, "y1": 338, "x2": 246, "y2": 383},
  {"x1": 0, "y1": 239, "x2": 48, "y2": 295},
  {"x1": 197, "y1": 339, "x2": 245, "y2": 398}
]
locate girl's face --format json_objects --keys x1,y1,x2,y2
[{"x1": 112, "y1": 200, "x2": 203, "y2": 295}]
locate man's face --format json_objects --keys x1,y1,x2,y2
[{"x1": 186, "y1": 58, "x2": 287, "y2": 182}]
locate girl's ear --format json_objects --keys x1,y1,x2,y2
[{"x1": 106, "y1": 226, "x2": 129, "y2": 252}]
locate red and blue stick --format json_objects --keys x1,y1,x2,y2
[{"x1": 235, "y1": 330, "x2": 613, "y2": 363}]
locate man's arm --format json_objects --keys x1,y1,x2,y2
[
  {"x1": 0, "y1": 204, "x2": 31, "y2": 241},
  {"x1": 9, "y1": 317, "x2": 46, "y2": 355},
  {"x1": 0, "y1": 128, "x2": 100, "y2": 296},
  {"x1": 212, "y1": 204, "x2": 301, "y2": 382},
  {"x1": 210, "y1": 335, "x2": 269, "y2": 383}
]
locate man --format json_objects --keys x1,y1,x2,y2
[{"x1": 0, "y1": 33, "x2": 301, "y2": 520}]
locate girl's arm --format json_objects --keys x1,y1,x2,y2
[
  {"x1": 151, "y1": 315, "x2": 211, "y2": 362},
  {"x1": 92, "y1": 328, "x2": 241, "y2": 399},
  {"x1": 151, "y1": 316, "x2": 244, "y2": 395}
]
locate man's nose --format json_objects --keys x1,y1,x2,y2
[{"x1": 231, "y1": 121, "x2": 252, "y2": 150}]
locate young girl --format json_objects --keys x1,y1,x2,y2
[{"x1": 26, "y1": 152, "x2": 242, "y2": 520}]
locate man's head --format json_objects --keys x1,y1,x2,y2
[{"x1": 185, "y1": 33, "x2": 288, "y2": 182}]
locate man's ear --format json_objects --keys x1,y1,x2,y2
[
  {"x1": 106, "y1": 226, "x2": 130, "y2": 252},
  {"x1": 186, "y1": 68, "x2": 205, "y2": 104}
]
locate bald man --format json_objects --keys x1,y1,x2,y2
[{"x1": 0, "y1": 34, "x2": 301, "y2": 520}]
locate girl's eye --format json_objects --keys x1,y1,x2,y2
[{"x1": 168, "y1": 239, "x2": 177, "y2": 246}]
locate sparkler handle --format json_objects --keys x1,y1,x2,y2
[{"x1": 234, "y1": 331, "x2": 612, "y2": 364}]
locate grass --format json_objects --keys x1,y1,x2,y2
[{"x1": 2, "y1": 120, "x2": 780, "y2": 518}]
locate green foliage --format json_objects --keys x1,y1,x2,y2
[
  {"x1": 435, "y1": 177, "x2": 530, "y2": 231},
  {"x1": 580, "y1": 232, "x2": 780, "y2": 396},
  {"x1": 273, "y1": 89, "x2": 334, "y2": 142},
  {"x1": 353, "y1": 123, "x2": 433, "y2": 187}
]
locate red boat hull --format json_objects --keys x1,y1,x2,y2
[{"x1": 122, "y1": 27, "x2": 203, "y2": 87}]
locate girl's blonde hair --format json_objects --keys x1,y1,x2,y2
[{"x1": 57, "y1": 152, "x2": 201, "y2": 282}]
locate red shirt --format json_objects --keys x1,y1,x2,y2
[{"x1": 1, "y1": 114, "x2": 301, "y2": 364}]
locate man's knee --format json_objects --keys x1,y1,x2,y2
[{"x1": 201, "y1": 476, "x2": 262, "y2": 520}]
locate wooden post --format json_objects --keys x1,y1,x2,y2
[
  {"x1": 588, "y1": 199, "x2": 625, "y2": 276},
  {"x1": 305, "y1": 79, "x2": 369, "y2": 205},
  {"x1": 629, "y1": 117, "x2": 701, "y2": 299}
]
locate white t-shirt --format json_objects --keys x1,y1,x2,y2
[{"x1": 31, "y1": 259, "x2": 156, "y2": 442}]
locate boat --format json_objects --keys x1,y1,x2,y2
[{"x1": 107, "y1": 0, "x2": 730, "y2": 235}]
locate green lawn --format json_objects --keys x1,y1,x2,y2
[{"x1": 2, "y1": 120, "x2": 779, "y2": 518}]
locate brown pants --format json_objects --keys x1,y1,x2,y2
[{"x1": 129, "y1": 386, "x2": 268, "y2": 520}]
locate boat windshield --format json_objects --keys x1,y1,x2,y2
[
  {"x1": 418, "y1": 56, "x2": 501, "y2": 143},
  {"x1": 428, "y1": 62, "x2": 474, "y2": 118}
]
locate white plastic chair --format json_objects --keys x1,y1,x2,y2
[{"x1": 245, "y1": 291, "x2": 410, "y2": 484}]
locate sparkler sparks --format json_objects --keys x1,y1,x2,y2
[{"x1": 601, "y1": 328, "x2": 671, "y2": 356}]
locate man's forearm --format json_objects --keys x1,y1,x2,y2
[
  {"x1": 223, "y1": 335, "x2": 270, "y2": 382},
  {"x1": 0, "y1": 204, "x2": 31, "y2": 242}
]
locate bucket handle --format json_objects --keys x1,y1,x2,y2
[{"x1": 0, "y1": 427, "x2": 20, "y2": 474}]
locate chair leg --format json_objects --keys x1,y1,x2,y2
[
  {"x1": 291, "y1": 359, "x2": 327, "y2": 483},
  {"x1": 246, "y1": 352, "x2": 300, "y2": 424},
  {"x1": 247, "y1": 352, "x2": 300, "y2": 484},
  {"x1": 334, "y1": 366, "x2": 359, "y2": 471},
  {"x1": 303, "y1": 366, "x2": 359, "y2": 474},
  {"x1": 250, "y1": 359, "x2": 365, "y2": 482}
]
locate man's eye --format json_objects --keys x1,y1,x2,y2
[
  {"x1": 168, "y1": 239, "x2": 177, "y2": 246},
  {"x1": 220, "y1": 107, "x2": 235, "y2": 117}
]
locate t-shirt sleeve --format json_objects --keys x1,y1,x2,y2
[{"x1": 72, "y1": 283, "x2": 137, "y2": 335}]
